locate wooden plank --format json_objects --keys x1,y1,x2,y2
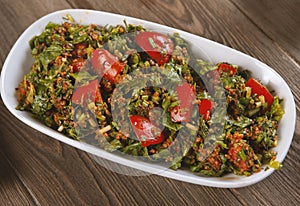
[
  {"x1": 0, "y1": 150, "x2": 37, "y2": 206},
  {"x1": 231, "y1": 0, "x2": 300, "y2": 64},
  {"x1": 0, "y1": 100, "x2": 118, "y2": 205},
  {"x1": 0, "y1": 0, "x2": 72, "y2": 68}
]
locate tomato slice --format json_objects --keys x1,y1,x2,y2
[
  {"x1": 170, "y1": 82, "x2": 196, "y2": 122},
  {"x1": 246, "y1": 78, "x2": 274, "y2": 108},
  {"x1": 217, "y1": 63, "x2": 237, "y2": 76},
  {"x1": 72, "y1": 79, "x2": 102, "y2": 105},
  {"x1": 129, "y1": 115, "x2": 165, "y2": 147},
  {"x1": 91, "y1": 49, "x2": 125, "y2": 84},
  {"x1": 199, "y1": 99, "x2": 213, "y2": 121},
  {"x1": 135, "y1": 31, "x2": 174, "y2": 65},
  {"x1": 169, "y1": 82, "x2": 213, "y2": 122}
]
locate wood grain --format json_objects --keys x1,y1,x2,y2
[
  {"x1": 231, "y1": 0, "x2": 300, "y2": 64},
  {"x1": 0, "y1": 0, "x2": 299, "y2": 205},
  {"x1": 0, "y1": 150, "x2": 37, "y2": 206}
]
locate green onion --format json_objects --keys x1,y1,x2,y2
[{"x1": 239, "y1": 149, "x2": 247, "y2": 161}]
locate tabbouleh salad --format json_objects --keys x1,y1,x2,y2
[{"x1": 16, "y1": 17, "x2": 284, "y2": 176}]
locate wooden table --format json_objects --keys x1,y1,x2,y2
[{"x1": 1, "y1": 0, "x2": 299, "y2": 205}]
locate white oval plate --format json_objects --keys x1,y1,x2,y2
[{"x1": 0, "y1": 9, "x2": 296, "y2": 188}]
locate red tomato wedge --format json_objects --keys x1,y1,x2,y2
[
  {"x1": 72, "y1": 79, "x2": 102, "y2": 105},
  {"x1": 170, "y1": 82, "x2": 196, "y2": 122},
  {"x1": 135, "y1": 31, "x2": 174, "y2": 65},
  {"x1": 170, "y1": 82, "x2": 213, "y2": 122},
  {"x1": 91, "y1": 49, "x2": 125, "y2": 84},
  {"x1": 246, "y1": 78, "x2": 274, "y2": 108},
  {"x1": 217, "y1": 63, "x2": 237, "y2": 76},
  {"x1": 199, "y1": 99, "x2": 213, "y2": 121},
  {"x1": 129, "y1": 115, "x2": 165, "y2": 147}
]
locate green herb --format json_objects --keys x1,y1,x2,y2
[{"x1": 38, "y1": 45, "x2": 62, "y2": 70}]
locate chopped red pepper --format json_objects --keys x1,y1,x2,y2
[
  {"x1": 91, "y1": 49, "x2": 125, "y2": 84},
  {"x1": 72, "y1": 79, "x2": 102, "y2": 105},
  {"x1": 246, "y1": 78, "x2": 274, "y2": 108},
  {"x1": 129, "y1": 115, "x2": 165, "y2": 147},
  {"x1": 135, "y1": 31, "x2": 174, "y2": 65}
]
